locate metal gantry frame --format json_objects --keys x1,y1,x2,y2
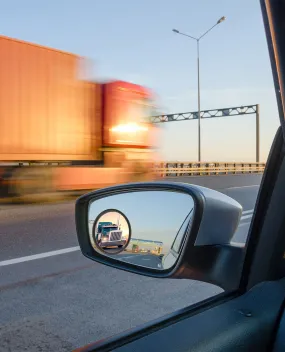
[{"x1": 150, "y1": 104, "x2": 260, "y2": 162}]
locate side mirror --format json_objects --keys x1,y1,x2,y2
[{"x1": 75, "y1": 182, "x2": 245, "y2": 291}]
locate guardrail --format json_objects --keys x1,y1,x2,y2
[{"x1": 153, "y1": 162, "x2": 266, "y2": 177}]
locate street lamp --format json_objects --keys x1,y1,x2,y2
[{"x1": 172, "y1": 16, "x2": 226, "y2": 162}]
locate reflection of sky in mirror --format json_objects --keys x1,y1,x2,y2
[{"x1": 89, "y1": 191, "x2": 194, "y2": 253}]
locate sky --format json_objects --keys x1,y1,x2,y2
[{"x1": 0, "y1": 0, "x2": 280, "y2": 162}]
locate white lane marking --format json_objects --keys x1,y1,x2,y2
[
  {"x1": 227, "y1": 185, "x2": 259, "y2": 190},
  {"x1": 242, "y1": 209, "x2": 254, "y2": 215},
  {"x1": 0, "y1": 246, "x2": 80, "y2": 267},
  {"x1": 0, "y1": 209, "x2": 255, "y2": 267},
  {"x1": 238, "y1": 209, "x2": 254, "y2": 222},
  {"x1": 240, "y1": 214, "x2": 253, "y2": 221},
  {"x1": 238, "y1": 222, "x2": 252, "y2": 228}
]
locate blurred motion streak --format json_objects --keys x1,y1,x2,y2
[{"x1": 0, "y1": 35, "x2": 159, "y2": 201}]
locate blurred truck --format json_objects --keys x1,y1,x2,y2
[{"x1": 0, "y1": 35, "x2": 159, "y2": 200}]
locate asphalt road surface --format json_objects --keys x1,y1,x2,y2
[{"x1": 0, "y1": 174, "x2": 262, "y2": 351}]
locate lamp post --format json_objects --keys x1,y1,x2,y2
[{"x1": 173, "y1": 16, "x2": 226, "y2": 162}]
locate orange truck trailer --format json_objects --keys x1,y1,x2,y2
[{"x1": 0, "y1": 35, "x2": 158, "y2": 199}]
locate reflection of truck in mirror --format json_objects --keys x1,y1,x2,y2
[
  {"x1": 95, "y1": 222, "x2": 126, "y2": 249},
  {"x1": 0, "y1": 35, "x2": 160, "y2": 200}
]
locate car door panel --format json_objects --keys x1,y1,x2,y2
[
  {"x1": 114, "y1": 279, "x2": 285, "y2": 352},
  {"x1": 273, "y1": 302, "x2": 285, "y2": 351},
  {"x1": 76, "y1": 278, "x2": 285, "y2": 352}
]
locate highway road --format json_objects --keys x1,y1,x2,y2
[{"x1": 0, "y1": 174, "x2": 262, "y2": 351}]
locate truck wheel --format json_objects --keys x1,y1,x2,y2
[{"x1": 11, "y1": 167, "x2": 53, "y2": 200}]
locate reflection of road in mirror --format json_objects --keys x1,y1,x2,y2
[
  {"x1": 109, "y1": 252, "x2": 163, "y2": 269},
  {"x1": 119, "y1": 237, "x2": 165, "y2": 269}
]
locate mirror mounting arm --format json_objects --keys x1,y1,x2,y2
[{"x1": 174, "y1": 243, "x2": 246, "y2": 291}]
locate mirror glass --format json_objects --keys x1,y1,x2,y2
[{"x1": 88, "y1": 190, "x2": 195, "y2": 270}]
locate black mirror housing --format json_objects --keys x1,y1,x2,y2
[{"x1": 75, "y1": 182, "x2": 245, "y2": 291}]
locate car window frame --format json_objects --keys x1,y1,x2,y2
[{"x1": 239, "y1": 0, "x2": 285, "y2": 290}]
